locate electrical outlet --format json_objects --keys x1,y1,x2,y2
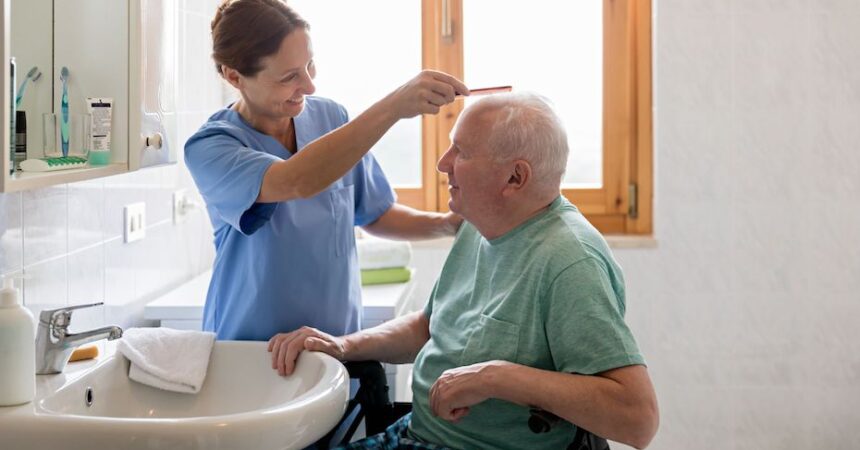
[
  {"x1": 124, "y1": 202, "x2": 146, "y2": 243},
  {"x1": 173, "y1": 189, "x2": 200, "y2": 224}
]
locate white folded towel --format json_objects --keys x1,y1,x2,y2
[
  {"x1": 116, "y1": 327, "x2": 216, "y2": 394},
  {"x1": 356, "y1": 237, "x2": 412, "y2": 270}
]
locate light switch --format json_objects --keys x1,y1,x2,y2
[
  {"x1": 124, "y1": 202, "x2": 146, "y2": 243},
  {"x1": 173, "y1": 190, "x2": 188, "y2": 224}
]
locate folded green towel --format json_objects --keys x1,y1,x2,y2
[{"x1": 361, "y1": 267, "x2": 411, "y2": 286}]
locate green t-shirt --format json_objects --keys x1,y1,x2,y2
[{"x1": 409, "y1": 196, "x2": 645, "y2": 450}]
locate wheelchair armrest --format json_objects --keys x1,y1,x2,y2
[
  {"x1": 529, "y1": 408, "x2": 611, "y2": 450},
  {"x1": 342, "y1": 361, "x2": 412, "y2": 437},
  {"x1": 344, "y1": 361, "x2": 392, "y2": 410}
]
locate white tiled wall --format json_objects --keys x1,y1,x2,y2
[{"x1": 0, "y1": 0, "x2": 221, "y2": 331}]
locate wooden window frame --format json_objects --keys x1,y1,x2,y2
[{"x1": 399, "y1": 0, "x2": 651, "y2": 235}]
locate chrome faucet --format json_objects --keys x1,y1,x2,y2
[{"x1": 35, "y1": 302, "x2": 123, "y2": 375}]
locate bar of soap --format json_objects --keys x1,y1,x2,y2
[{"x1": 68, "y1": 345, "x2": 99, "y2": 362}]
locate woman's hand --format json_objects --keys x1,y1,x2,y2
[
  {"x1": 267, "y1": 326, "x2": 348, "y2": 376},
  {"x1": 443, "y1": 211, "x2": 464, "y2": 236},
  {"x1": 386, "y1": 70, "x2": 469, "y2": 119}
]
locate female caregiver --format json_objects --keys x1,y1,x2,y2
[{"x1": 185, "y1": 0, "x2": 469, "y2": 347}]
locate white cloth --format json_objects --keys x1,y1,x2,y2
[
  {"x1": 356, "y1": 237, "x2": 412, "y2": 270},
  {"x1": 116, "y1": 327, "x2": 216, "y2": 394}
]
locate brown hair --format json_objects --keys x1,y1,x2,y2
[{"x1": 211, "y1": 0, "x2": 309, "y2": 77}]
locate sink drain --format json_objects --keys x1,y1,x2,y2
[{"x1": 85, "y1": 387, "x2": 94, "y2": 407}]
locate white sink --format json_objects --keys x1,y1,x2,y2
[{"x1": 0, "y1": 341, "x2": 349, "y2": 450}]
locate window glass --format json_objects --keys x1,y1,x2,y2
[
  {"x1": 464, "y1": 1, "x2": 603, "y2": 187},
  {"x1": 289, "y1": 0, "x2": 423, "y2": 187}
]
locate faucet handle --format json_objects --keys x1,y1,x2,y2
[{"x1": 39, "y1": 302, "x2": 105, "y2": 327}]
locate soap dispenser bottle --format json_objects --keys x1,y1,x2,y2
[{"x1": 0, "y1": 277, "x2": 36, "y2": 406}]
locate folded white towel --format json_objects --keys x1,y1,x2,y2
[
  {"x1": 116, "y1": 327, "x2": 216, "y2": 394},
  {"x1": 356, "y1": 237, "x2": 412, "y2": 270}
]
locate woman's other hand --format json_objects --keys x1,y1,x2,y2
[
  {"x1": 267, "y1": 326, "x2": 348, "y2": 376},
  {"x1": 443, "y1": 211, "x2": 464, "y2": 236},
  {"x1": 386, "y1": 70, "x2": 469, "y2": 118}
]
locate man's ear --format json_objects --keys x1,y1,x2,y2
[
  {"x1": 222, "y1": 66, "x2": 243, "y2": 90},
  {"x1": 504, "y1": 160, "x2": 531, "y2": 195}
]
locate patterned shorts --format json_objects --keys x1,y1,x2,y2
[{"x1": 335, "y1": 413, "x2": 452, "y2": 450}]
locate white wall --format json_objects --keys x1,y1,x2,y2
[
  {"x1": 408, "y1": 1, "x2": 860, "y2": 448},
  {"x1": 0, "y1": 0, "x2": 220, "y2": 333}
]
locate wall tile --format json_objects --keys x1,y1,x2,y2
[
  {"x1": 22, "y1": 256, "x2": 67, "y2": 316},
  {"x1": 142, "y1": 167, "x2": 172, "y2": 226},
  {"x1": 68, "y1": 179, "x2": 105, "y2": 252},
  {"x1": 66, "y1": 245, "x2": 105, "y2": 333},
  {"x1": 103, "y1": 171, "x2": 148, "y2": 241},
  {"x1": 137, "y1": 222, "x2": 186, "y2": 302},
  {"x1": 22, "y1": 186, "x2": 67, "y2": 266},
  {"x1": 103, "y1": 237, "x2": 145, "y2": 329},
  {"x1": 68, "y1": 246, "x2": 104, "y2": 303},
  {"x1": 0, "y1": 192, "x2": 23, "y2": 274}
]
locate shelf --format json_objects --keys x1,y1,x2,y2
[{"x1": 6, "y1": 163, "x2": 127, "y2": 192}]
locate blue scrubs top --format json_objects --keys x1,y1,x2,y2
[{"x1": 184, "y1": 96, "x2": 395, "y2": 340}]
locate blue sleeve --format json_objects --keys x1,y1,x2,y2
[
  {"x1": 353, "y1": 153, "x2": 396, "y2": 226},
  {"x1": 332, "y1": 103, "x2": 396, "y2": 226},
  {"x1": 184, "y1": 128, "x2": 280, "y2": 235}
]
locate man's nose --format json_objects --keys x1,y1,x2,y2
[{"x1": 437, "y1": 148, "x2": 453, "y2": 173}]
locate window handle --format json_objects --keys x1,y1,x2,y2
[{"x1": 441, "y1": 0, "x2": 453, "y2": 41}]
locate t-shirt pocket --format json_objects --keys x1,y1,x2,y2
[
  {"x1": 459, "y1": 314, "x2": 520, "y2": 366},
  {"x1": 330, "y1": 184, "x2": 355, "y2": 257}
]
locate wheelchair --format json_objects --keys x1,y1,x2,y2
[{"x1": 315, "y1": 361, "x2": 610, "y2": 450}]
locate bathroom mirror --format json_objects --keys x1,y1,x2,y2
[
  {"x1": 2, "y1": 0, "x2": 176, "y2": 192},
  {"x1": 9, "y1": 0, "x2": 54, "y2": 163}
]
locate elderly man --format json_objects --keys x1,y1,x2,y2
[{"x1": 269, "y1": 93, "x2": 659, "y2": 450}]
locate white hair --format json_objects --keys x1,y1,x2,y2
[{"x1": 465, "y1": 92, "x2": 569, "y2": 190}]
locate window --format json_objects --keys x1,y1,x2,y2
[
  {"x1": 289, "y1": 0, "x2": 430, "y2": 208},
  {"x1": 295, "y1": 0, "x2": 652, "y2": 234}
]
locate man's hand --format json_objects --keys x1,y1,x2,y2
[
  {"x1": 429, "y1": 360, "x2": 511, "y2": 422},
  {"x1": 267, "y1": 326, "x2": 348, "y2": 376}
]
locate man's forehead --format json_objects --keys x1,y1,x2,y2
[{"x1": 452, "y1": 106, "x2": 497, "y2": 141}]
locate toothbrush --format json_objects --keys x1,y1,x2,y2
[
  {"x1": 15, "y1": 66, "x2": 41, "y2": 109},
  {"x1": 60, "y1": 67, "x2": 70, "y2": 157}
]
